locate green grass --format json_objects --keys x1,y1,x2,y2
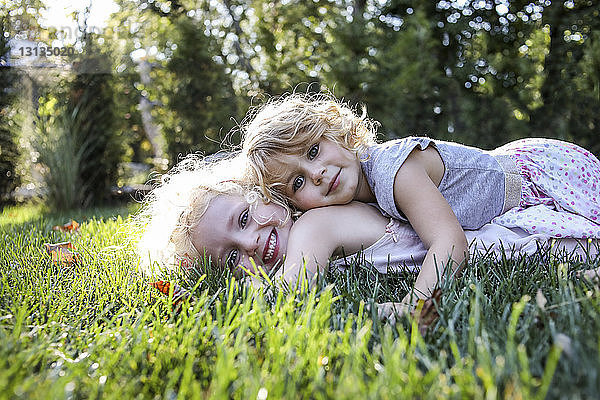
[{"x1": 1, "y1": 204, "x2": 599, "y2": 399}]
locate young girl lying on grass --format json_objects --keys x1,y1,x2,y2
[
  {"x1": 137, "y1": 155, "x2": 600, "y2": 316},
  {"x1": 241, "y1": 92, "x2": 600, "y2": 308}
]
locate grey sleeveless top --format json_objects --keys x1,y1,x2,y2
[{"x1": 360, "y1": 137, "x2": 522, "y2": 230}]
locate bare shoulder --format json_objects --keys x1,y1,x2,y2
[
  {"x1": 280, "y1": 202, "x2": 390, "y2": 281},
  {"x1": 293, "y1": 202, "x2": 383, "y2": 232},
  {"x1": 402, "y1": 145, "x2": 444, "y2": 187},
  {"x1": 290, "y1": 202, "x2": 388, "y2": 253}
]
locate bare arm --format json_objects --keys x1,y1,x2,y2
[
  {"x1": 393, "y1": 147, "x2": 468, "y2": 304},
  {"x1": 273, "y1": 202, "x2": 388, "y2": 285}
]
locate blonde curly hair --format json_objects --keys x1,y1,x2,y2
[
  {"x1": 241, "y1": 92, "x2": 379, "y2": 204},
  {"x1": 136, "y1": 153, "x2": 267, "y2": 274}
]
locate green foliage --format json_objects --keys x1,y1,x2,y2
[
  {"x1": 530, "y1": 1, "x2": 600, "y2": 143},
  {"x1": 7, "y1": 0, "x2": 600, "y2": 188},
  {"x1": 364, "y1": 8, "x2": 449, "y2": 139},
  {"x1": 0, "y1": 0, "x2": 46, "y2": 38},
  {"x1": 101, "y1": 9, "x2": 159, "y2": 168},
  {"x1": 369, "y1": 0, "x2": 600, "y2": 148},
  {"x1": 64, "y1": 34, "x2": 123, "y2": 205},
  {"x1": 252, "y1": 0, "x2": 337, "y2": 92},
  {"x1": 33, "y1": 102, "x2": 88, "y2": 210},
  {"x1": 102, "y1": 0, "x2": 599, "y2": 164},
  {"x1": 0, "y1": 15, "x2": 20, "y2": 204},
  {"x1": 110, "y1": 1, "x2": 240, "y2": 165},
  {"x1": 159, "y1": 16, "x2": 238, "y2": 161},
  {"x1": 1, "y1": 205, "x2": 600, "y2": 398},
  {"x1": 32, "y1": 34, "x2": 124, "y2": 209}
]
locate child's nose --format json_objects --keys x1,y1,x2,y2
[
  {"x1": 310, "y1": 167, "x2": 326, "y2": 185},
  {"x1": 241, "y1": 232, "x2": 260, "y2": 257}
]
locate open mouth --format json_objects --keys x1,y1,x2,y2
[
  {"x1": 262, "y1": 228, "x2": 279, "y2": 264},
  {"x1": 326, "y1": 169, "x2": 341, "y2": 196}
]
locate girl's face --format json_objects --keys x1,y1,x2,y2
[
  {"x1": 191, "y1": 195, "x2": 292, "y2": 276},
  {"x1": 268, "y1": 138, "x2": 364, "y2": 210}
]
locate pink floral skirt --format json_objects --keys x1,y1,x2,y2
[{"x1": 492, "y1": 138, "x2": 600, "y2": 239}]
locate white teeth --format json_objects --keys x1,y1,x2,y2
[{"x1": 265, "y1": 231, "x2": 276, "y2": 261}]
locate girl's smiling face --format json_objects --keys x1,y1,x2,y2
[
  {"x1": 269, "y1": 138, "x2": 366, "y2": 210},
  {"x1": 190, "y1": 195, "x2": 292, "y2": 275}
]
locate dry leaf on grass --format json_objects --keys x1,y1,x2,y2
[
  {"x1": 44, "y1": 241, "x2": 80, "y2": 267},
  {"x1": 149, "y1": 281, "x2": 193, "y2": 310},
  {"x1": 52, "y1": 220, "x2": 80, "y2": 232},
  {"x1": 411, "y1": 288, "x2": 442, "y2": 336}
]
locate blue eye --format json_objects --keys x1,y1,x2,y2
[
  {"x1": 239, "y1": 208, "x2": 249, "y2": 228},
  {"x1": 308, "y1": 143, "x2": 319, "y2": 160},
  {"x1": 226, "y1": 249, "x2": 239, "y2": 270},
  {"x1": 292, "y1": 175, "x2": 305, "y2": 192}
]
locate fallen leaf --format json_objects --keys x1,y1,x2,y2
[
  {"x1": 53, "y1": 220, "x2": 80, "y2": 232},
  {"x1": 44, "y1": 241, "x2": 80, "y2": 267},
  {"x1": 149, "y1": 281, "x2": 193, "y2": 310},
  {"x1": 411, "y1": 288, "x2": 442, "y2": 336}
]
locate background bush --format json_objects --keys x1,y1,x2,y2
[{"x1": 33, "y1": 95, "x2": 91, "y2": 210}]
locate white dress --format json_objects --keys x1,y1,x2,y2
[{"x1": 329, "y1": 219, "x2": 597, "y2": 273}]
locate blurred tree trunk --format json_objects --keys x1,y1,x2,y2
[{"x1": 137, "y1": 59, "x2": 164, "y2": 160}]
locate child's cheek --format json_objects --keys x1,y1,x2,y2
[{"x1": 294, "y1": 196, "x2": 312, "y2": 211}]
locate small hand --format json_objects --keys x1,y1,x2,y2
[
  {"x1": 375, "y1": 301, "x2": 412, "y2": 325},
  {"x1": 579, "y1": 267, "x2": 600, "y2": 283}
]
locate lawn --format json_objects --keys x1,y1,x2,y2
[{"x1": 1, "y1": 203, "x2": 599, "y2": 399}]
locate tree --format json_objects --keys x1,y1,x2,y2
[
  {"x1": 365, "y1": 8, "x2": 447, "y2": 140},
  {"x1": 106, "y1": 0, "x2": 600, "y2": 160},
  {"x1": 158, "y1": 15, "x2": 238, "y2": 161},
  {"x1": 530, "y1": 0, "x2": 600, "y2": 151},
  {"x1": 109, "y1": 0, "x2": 240, "y2": 165},
  {"x1": 66, "y1": 33, "x2": 122, "y2": 204},
  {"x1": 0, "y1": 0, "x2": 47, "y2": 203},
  {"x1": 0, "y1": 14, "x2": 20, "y2": 203}
]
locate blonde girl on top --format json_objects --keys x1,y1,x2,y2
[{"x1": 241, "y1": 92, "x2": 600, "y2": 306}]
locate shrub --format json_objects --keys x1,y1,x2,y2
[
  {"x1": 32, "y1": 32, "x2": 124, "y2": 210},
  {"x1": 33, "y1": 95, "x2": 92, "y2": 209}
]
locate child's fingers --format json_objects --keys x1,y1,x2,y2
[
  {"x1": 578, "y1": 267, "x2": 600, "y2": 283},
  {"x1": 375, "y1": 301, "x2": 410, "y2": 324}
]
